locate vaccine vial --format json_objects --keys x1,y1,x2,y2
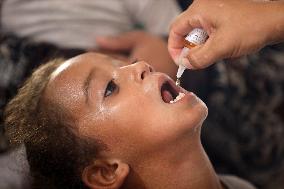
[{"x1": 176, "y1": 28, "x2": 208, "y2": 86}]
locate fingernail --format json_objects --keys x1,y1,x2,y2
[
  {"x1": 174, "y1": 57, "x2": 179, "y2": 65},
  {"x1": 181, "y1": 58, "x2": 194, "y2": 69},
  {"x1": 180, "y1": 48, "x2": 190, "y2": 58}
]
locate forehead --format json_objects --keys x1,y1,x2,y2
[
  {"x1": 44, "y1": 53, "x2": 121, "y2": 116},
  {"x1": 51, "y1": 53, "x2": 117, "y2": 79}
]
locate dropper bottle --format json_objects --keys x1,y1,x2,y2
[{"x1": 176, "y1": 28, "x2": 208, "y2": 86}]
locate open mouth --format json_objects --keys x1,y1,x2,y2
[{"x1": 160, "y1": 81, "x2": 185, "y2": 104}]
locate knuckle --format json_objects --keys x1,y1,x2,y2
[{"x1": 188, "y1": 53, "x2": 205, "y2": 69}]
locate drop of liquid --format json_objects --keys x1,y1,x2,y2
[{"x1": 176, "y1": 78, "x2": 181, "y2": 86}]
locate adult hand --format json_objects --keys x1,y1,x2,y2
[
  {"x1": 168, "y1": 0, "x2": 284, "y2": 69},
  {"x1": 96, "y1": 31, "x2": 177, "y2": 78}
]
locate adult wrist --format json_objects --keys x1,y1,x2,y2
[{"x1": 259, "y1": 1, "x2": 284, "y2": 45}]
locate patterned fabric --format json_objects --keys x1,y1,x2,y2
[
  {"x1": 199, "y1": 44, "x2": 284, "y2": 189},
  {"x1": 0, "y1": 33, "x2": 85, "y2": 152}
]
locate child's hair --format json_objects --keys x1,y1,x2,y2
[{"x1": 4, "y1": 59, "x2": 105, "y2": 189}]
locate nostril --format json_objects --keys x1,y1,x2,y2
[
  {"x1": 141, "y1": 66, "x2": 153, "y2": 79},
  {"x1": 141, "y1": 71, "x2": 146, "y2": 80}
]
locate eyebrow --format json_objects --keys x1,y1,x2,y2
[{"x1": 83, "y1": 68, "x2": 96, "y2": 104}]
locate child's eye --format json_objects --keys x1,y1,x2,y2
[{"x1": 104, "y1": 80, "x2": 117, "y2": 97}]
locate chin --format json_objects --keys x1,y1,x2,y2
[
  {"x1": 181, "y1": 98, "x2": 208, "y2": 132},
  {"x1": 200, "y1": 99, "x2": 208, "y2": 119},
  {"x1": 195, "y1": 98, "x2": 208, "y2": 126}
]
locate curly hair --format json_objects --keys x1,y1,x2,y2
[{"x1": 4, "y1": 59, "x2": 105, "y2": 189}]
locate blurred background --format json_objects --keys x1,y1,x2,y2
[{"x1": 0, "y1": 0, "x2": 283, "y2": 189}]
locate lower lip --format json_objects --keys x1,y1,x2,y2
[{"x1": 171, "y1": 91, "x2": 197, "y2": 105}]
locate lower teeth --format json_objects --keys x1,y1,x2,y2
[{"x1": 170, "y1": 92, "x2": 185, "y2": 104}]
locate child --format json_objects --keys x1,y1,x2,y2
[{"x1": 4, "y1": 53, "x2": 256, "y2": 189}]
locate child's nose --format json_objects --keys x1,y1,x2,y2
[
  {"x1": 119, "y1": 61, "x2": 154, "y2": 84},
  {"x1": 134, "y1": 61, "x2": 154, "y2": 81}
]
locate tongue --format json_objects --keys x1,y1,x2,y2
[{"x1": 162, "y1": 90, "x2": 174, "y2": 103}]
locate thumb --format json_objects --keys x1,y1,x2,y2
[
  {"x1": 96, "y1": 33, "x2": 137, "y2": 52},
  {"x1": 186, "y1": 31, "x2": 231, "y2": 69}
]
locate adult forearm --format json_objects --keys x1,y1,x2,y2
[{"x1": 265, "y1": 1, "x2": 284, "y2": 44}]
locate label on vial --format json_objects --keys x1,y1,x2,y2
[{"x1": 185, "y1": 28, "x2": 208, "y2": 45}]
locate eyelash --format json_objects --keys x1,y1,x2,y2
[
  {"x1": 104, "y1": 79, "x2": 118, "y2": 97},
  {"x1": 104, "y1": 59, "x2": 137, "y2": 98},
  {"x1": 131, "y1": 59, "x2": 138, "y2": 64}
]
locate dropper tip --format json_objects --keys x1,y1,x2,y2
[
  {"x1": 176, "y1": 65, "x2": 186, "y2": 78},
  {"x1": 176, "y1": 64, "x2": 186, "y2": 86},
  {"x1": 176, "y1": 78, "x2": 181, "y2": 86}
]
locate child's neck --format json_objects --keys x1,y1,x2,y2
[{"x1": 124, "y1": 134, "x2": 223, "y2": 189}]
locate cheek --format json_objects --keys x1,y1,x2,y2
[
  {"x1": 105, "y1": 101, "x2": 192, "y2": 155},
  {"x1": 91, "y1": 92, "x2": 208, "y2": 158},
  {"x1": 98, "y1": 97, "x2": 164, "y2": 156}
]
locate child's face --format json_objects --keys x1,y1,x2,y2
[{"x1": 45, "y1": 53, "x2": 207, "y2": 162}]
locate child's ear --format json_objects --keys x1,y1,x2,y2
[{"x1": 82, "y1": 159, "x2": 130, "y2": 189}]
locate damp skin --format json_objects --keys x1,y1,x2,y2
[{"x1": 44, "y1": 53, "x2": 210, "y2": 188}]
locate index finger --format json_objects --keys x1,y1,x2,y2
[{"x1": 168, "y1": 14, "x2": 195, "y2": 63}]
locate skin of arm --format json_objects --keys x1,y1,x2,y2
[
  {"x1": 95, "y1": 0, "x2": 181, "y2": 79},
  {"x1": 96, "y1": 31, "x2": 178, "y2": 79},
  {"x1": 263, "y1": 1, "x2": 284, "y2": 45}
]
